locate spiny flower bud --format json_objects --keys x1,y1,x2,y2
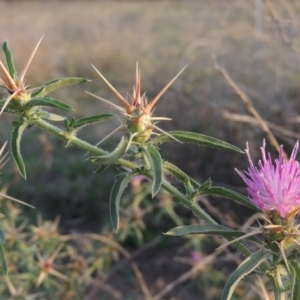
[
  {"x1": 0, "y1": 36, "x2": 43, "y2": 114},
  {"x1": 86, "y1": 63, "x2": 186, "y2": 144}
]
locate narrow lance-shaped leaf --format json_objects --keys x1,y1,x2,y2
[
  {"x1": 2, "y1": 41, "x2": 17, "y2": 79},
  {"x1": 289, "y1": 261, "x2": 300, "y2": 300},
  {"x1": 163, "y1": 161, "x2": 212, "y2": 197},
  {"x1": 64, "y1": 118, "x2": 72, "y2": 130},
  {"x1": 32, "y1": 77, "x2": 90, "y2": 97},
  {"x1": 151, "y1": 131, "x2": 244, "y2": 153},
  {"x1": 205, "y1": 186, "x2": 259, "y2": 211},
  {"x1": 163, "y1": 161, "x2": 201, "y2": 188},
  {"x1": 184, "y1": 177, "x2": 194, "y2": 197},
  {"x1": 141, "y1": 144, "x2": 163, "y2": 197},
  {"x1": 192, "y1": 178, "x2": 212, "y2": 198},
  {"x1": 90, "y1": 136, "x2": 129, "y2": 166},
  {"x1": 221, "y1": 250, "x2": 270, "y2": 300},
  {"x1": 71, "y1": 113, "x2": 114, "y2": 130},
  {"x1": 165, "y1": 224, "x2": 262, "y2": 244},
  {"x1": 11, "y1": 121, "x2": 27, "y2": 178},
  {"x1": 39, "y1": 110, "x2": 65, "y2": 122},
  {"x1": 110, "y1": 172, "x2": 138, "y2": 232},
  {"x1": 25, "y1": 97, "x2": 73, "y2": 111},
  {"x1": 0, "y1": 242, "x2": 7, "y2": 275},
  {"x1": 163, "y1": 166, "x2": 259, "y2": 211}
]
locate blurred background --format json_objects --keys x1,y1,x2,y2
[{"x1": 0, "y1": 0, "x2": 300, "y2": 299}]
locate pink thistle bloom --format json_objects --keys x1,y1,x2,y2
[{"x1": 236, "y1": 140, "x2": 300, "y2": 218}]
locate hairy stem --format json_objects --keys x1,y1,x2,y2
[
  {"x1": 33, "y1": 117, "x2": 251, "y2": 257},
  {"x1": 33, "y1": 118, "x2": 136, "y2": 169}
]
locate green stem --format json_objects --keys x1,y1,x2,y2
[
  {"x1": 33, "y1": 118, "x2": 136, "y2": 169},
  {"x1": 34, "y1": 118, "x2": 215, "y2": 221},
  {"x1": 267, "y1": 267, "x2": 286, "y2": 300},
  {"x1": 162, "y1": 178, "x2": 216, "y2": 224},
  {"x1": 160, "y1": 178, "x2": 252, "y2": 257},
  {"x1": 33, "y1": 117, "x2": 251, "y2": 257}
]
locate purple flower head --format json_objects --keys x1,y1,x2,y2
[{"x1": 236, "y1": 140, "x2": 300, "y2": 218}]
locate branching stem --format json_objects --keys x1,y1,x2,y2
[{"x1": 33, "y1": 117, "x2": 251, "y2": 257}]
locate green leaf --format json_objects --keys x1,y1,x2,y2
[
  {"x1": 39, "y1": 110, "x2": 65, "y2": 121},
  {"x1": 64, "y1": 118, "x2": 72, "y2": 130},
  {"x1": 11, "y1": 121, "x2": 27, "y2": 178},
  {"x1": 289, "y1": 261, "x2": 300, "y2": 300},
  {"x1": 0, "y1": 242, "x2": 7, "y2": 275},
  {"x1": 161, "y1": 168, "x2": 259, "y2": 211},
  {"x1": 71, "y1": 114, "x2": 114, "y2": 130},
  {"x1": 151, "y1": 131, "x2": 244, "y2": 153},
  {"x1": 90, "y1": 137, "x2": 129, "y2": 166},
  {"x1": 141, "y1": 145, "x2": 163, "y2": 197},
  {"x1": 24, "y1": 97, "x2": 73, "y2": 111},
  {"x1": 110, "y1": 172, "x2": 137, "y2": 232},
  {"x1": 0, "y1": 229, "x2": 5, "y2": 243},
  {"x1": 163, "y1": 161, "x2": 201, "y2": 188},
  {"x1": 163, "y1": 161, "x2": 251, "y2": 211},
  {"x1": 184, "y1": 177, "x2": 194, "y2": 197},
  {"x1": 2, "y1": 41, "x2": 17, "y2": 79},
  {"x1": 205, "y1": 187, "x2": 259, "y2": 211},
  {"x1": 191, "y1": 178, "x2": 212, "y2": 198},
  {"x1": 32, "y1": 77, "x2": 89, "y2": 97},
  {"x1": 165, "y1": 224, "x2": 262, "y2": 244},
  {"x1": 221, "y1": 250, "x2": 270, "y2": 300}
]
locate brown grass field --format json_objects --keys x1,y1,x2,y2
[
  {"x1": 1, "y1": 0, "x2": 300, "y2": 299},
  {"x1": 2, "y1": 0, "x2": 300, "y2": 145}
]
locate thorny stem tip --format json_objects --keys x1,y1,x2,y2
[{"x1": 0, "y1": 35, "x2": 44, "y2": 115}]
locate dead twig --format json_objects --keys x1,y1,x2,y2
[
  {"x1": 64, "y1": 233, "x2": 152, "y2": 299},
  {"x1": 223, "y1": 111, "x2": 300, "y2": 142},
  {"x1": 86, "y1": 277, "x2": 122, "y2": 300},
  {"x1": 214, "y1": 58, "x2": 288, "y2": 160},
  {"x1": 199, "y1": 196, "x2": 238, "y2": 229},
  {"x1": 265, "y1": 0, "x2": 300, "y2": 55},
  {"x1": 152, "y1": 249, "x2": 223, "y2": 300},
  {"x1": 87, "y1": 233, "x2": 153, "y2": 300},
  {"x1": 107, "y1": 236, "x2": 162, "y2": 279}
]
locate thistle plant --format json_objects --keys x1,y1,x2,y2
[{"x1": 1, "y1": 38, "x2": 300, "y2": 299}]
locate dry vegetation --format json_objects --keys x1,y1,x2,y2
[
  {"x1": 2, "y1": 1, "x2": 300, "y2": 156},
  {"x1": 1, "y1": 0, "x2": 300, "y2": 299}
]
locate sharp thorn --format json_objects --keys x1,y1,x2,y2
[
  {"x1": 20, "y1": 35, "x2": 44, "y2": 82},
  {"x1": 145, "y1": 65, "x2": 187, "y2": 113},
  {"x1": 0, "y1": 89, "x2": 19, "y2": 115},
  {"x1": 85, "y1": 91, "x2": 126, "y2": 112},
  {"x1": 151, "y1": 124, "x2": 182, "y2": 144},
  {"x1": 0, "y1": 60, "x2": 17, "y2": 90},
  {"x1": 91, "y1": 64, "x2": 131, "y2": 111}
]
